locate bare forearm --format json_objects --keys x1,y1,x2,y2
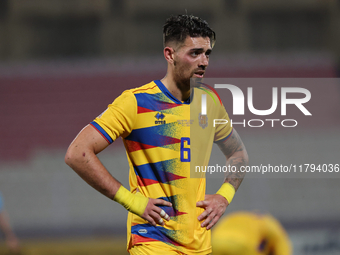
[
  {"x1": 65, "y1": 147, "x2": 121, "y2": 200},
  {"x1": 65, "y1": 125, "x2": 123, "y2": 200}
]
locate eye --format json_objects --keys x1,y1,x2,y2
[
  {"x1": 205, "y1": 50, "x2": 212, "y2": 57},
  {"x1": 191, "y1": 51, "x2": 199, "y2": 57}
]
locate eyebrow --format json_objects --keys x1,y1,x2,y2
[
  {"x1": 190, "y1": 48, "x2": 212, "y2": 55},
  {"x1": 190, "y1": 48, "x2": 212, "y2": 52}
]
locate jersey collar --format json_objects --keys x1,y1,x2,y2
[{"x1": 154, "y1": 80, "x2": 192, "y2": 105}]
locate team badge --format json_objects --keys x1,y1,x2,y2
[{"x1": 199, "y1": 113, "x2": 208, "y2": 129}]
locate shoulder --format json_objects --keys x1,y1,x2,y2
[
  {"x1": 128, "y1": 81, "x2": 161, "y2": 95},
  {"x1": 110, "y1": 81, "x2": 161, "y2": 108},
  {"x1": 113, "y1": 81, "x2": 159, "y2": 102}
]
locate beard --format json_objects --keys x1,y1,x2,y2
[{"x1": 173, "y1": 60, "x2": 196, "y2": 92}]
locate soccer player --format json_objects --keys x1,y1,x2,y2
[
  {"x1": 65, "y1": 14, "x2": 248, "y2": 254},
  {"x1": 212, "y1": 211, "x2": 292, "y2": 255}
]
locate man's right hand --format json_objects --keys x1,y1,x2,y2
[
  {"x1": 141, "y1": 198, "x2": 172, "y2": 226},
  {"x1": 113, "y1": 185, "x2": 172, "y2": 226}
]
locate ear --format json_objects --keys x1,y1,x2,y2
[{"x1": 164, "y1": 46, "x2": 175, "y2": 64}]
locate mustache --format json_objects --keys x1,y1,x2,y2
[{"x1": 194, "y1": 66, "x2": 206, "y2": 72}]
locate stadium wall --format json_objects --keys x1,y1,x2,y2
[{"x1": 0, "y1": 54, "x2": 339, "y2": 252}]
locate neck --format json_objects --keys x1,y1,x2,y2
[{"x1": 161, "y1": 75, "x2": 191, "y2": 102}]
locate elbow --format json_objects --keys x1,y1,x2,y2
[
  {"x1": 65, "y1": 145, "x2": 93, "y2": 169},
  {"x1": 65, "y1": 147, "x2": 78, "y2": 167},
  {"x1": 64, "y1": 149, "x2": 73, "y2": 167}
]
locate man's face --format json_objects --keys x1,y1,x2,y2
[{"x1": 172, "y1": 36, "x2": 212, "y2": 90}]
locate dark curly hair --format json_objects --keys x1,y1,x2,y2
[{"x1": 163, "y1": 14, "x2": 216, "y2": 47}]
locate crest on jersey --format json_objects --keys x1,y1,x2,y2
[{"x1": 199, "y1": 113, "x2": 208, "y2": 129}]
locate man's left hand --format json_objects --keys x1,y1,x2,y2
[{"x1": 196, "y1": 194, "x2": 229, "y2": 230}]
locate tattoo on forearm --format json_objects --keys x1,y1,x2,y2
[
  {"x1": 217, "y1": 129, "x2": 248, "y2": 191},
  {"x1": 218, "y1": 130, "x2": 242, "y2": 158},
  {"x1": 225, "y1": 156, "x2": 247, "y2": 191}
]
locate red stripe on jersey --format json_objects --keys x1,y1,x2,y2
[
  {"x1": 132, "y1": 234, "x2": 158, "y2": 244},
  {"x1": 137, "y1": 176, "x2": 159, "y2": 186},
  {"x1": 125, "y1": 140, "x2": 157, "y2": 152},
  {"x1": 157, "y1": 101, "x2": 182, "y2": 110},
  {"x1": 137, "y1": 106, "x2": 154, "y2": 114},
  {"x1": 160, "y1": 136, "x2": 181, "y2": 145},
  {"x1": 175, "y1": 211, "x2": 187, "y2": 216}
]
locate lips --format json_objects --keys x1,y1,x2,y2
[{"x1": 194, "y1": 70, "x2": 205, "y2": 78}]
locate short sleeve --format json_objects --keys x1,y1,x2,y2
[
  {"x1": 214, "y1": 103, "x2": 233, "y2": 143},
  {"x1": 91, "y1": 90, "x2": 137, "y2": 144}
]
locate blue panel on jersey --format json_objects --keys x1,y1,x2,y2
[
  {"x1": 131, "y1": 223, "x2": 179, "y2": 246},
  {"x1": 125, "y1": 123, "x2": 180, "y2": 147},
  {"x1": 134, "y1": 159, "x2": 184, "y2": 183},
  {"x1": 135, "y1": 92, "x2": 180, "y2": 111}
]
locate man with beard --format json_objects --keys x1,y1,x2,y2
[{"x1": 65, "y1": 14, "x2": 248, "y2": 255}]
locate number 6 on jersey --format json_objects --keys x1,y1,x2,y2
[{"x1": 180, "y1": 137, "x2": 190, "y2": 162}]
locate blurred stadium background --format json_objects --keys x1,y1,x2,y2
[{"x1": 0, "y1": 0, "x2": 340, "y2": 254}]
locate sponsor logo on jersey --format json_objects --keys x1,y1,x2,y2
[
  {"x1": 138, "y1": 229, "x2": 148, "y2": 234},
  {"x1": 155, "y1": 112, "x2": 166, "y2": 125}
]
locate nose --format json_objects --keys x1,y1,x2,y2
[{"x1": 199, "y1": 54, "x2": 209, "y2": 68}]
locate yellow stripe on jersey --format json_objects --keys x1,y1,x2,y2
[{"x1": 127, "y1": 146, "x2": 181, "y2": 166}]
